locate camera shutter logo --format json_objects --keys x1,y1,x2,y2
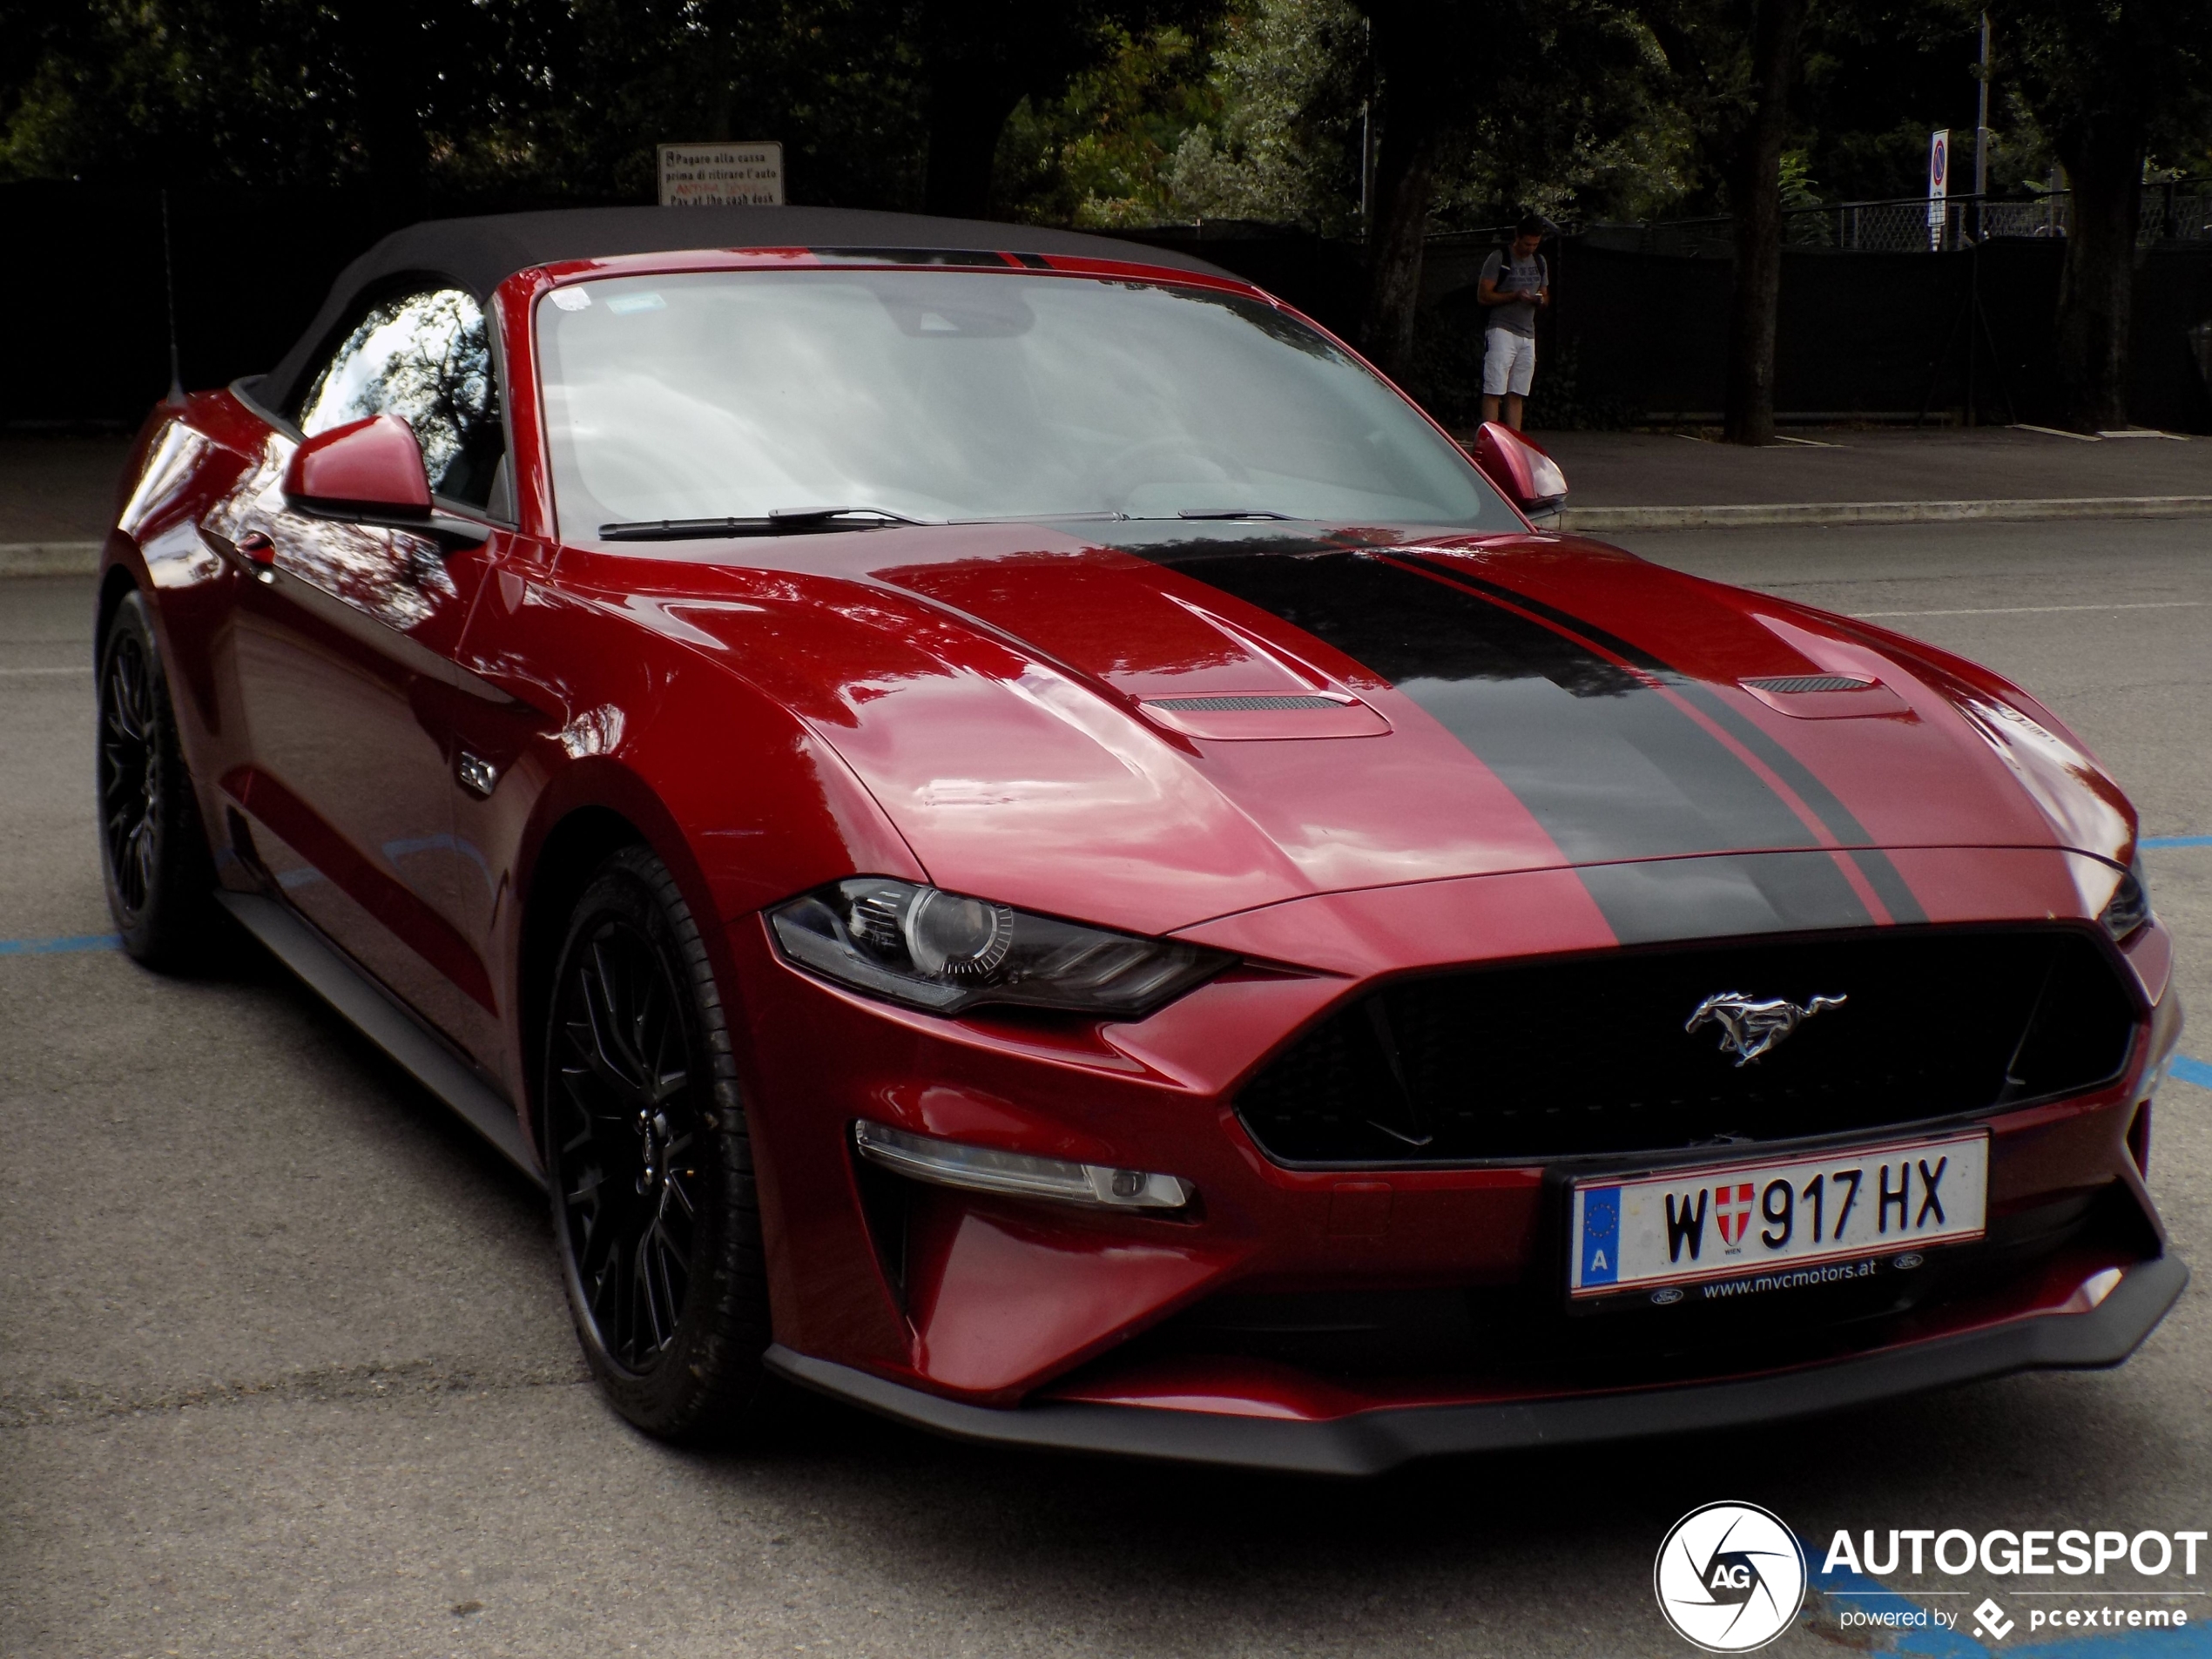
[{"x1": 1654, "y1": 1501, "x2": 1807, "y2": 1652}]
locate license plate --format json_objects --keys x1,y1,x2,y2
[{"x1": 1568, "y1": 1131, "x2": 1987, "y2": 1298}]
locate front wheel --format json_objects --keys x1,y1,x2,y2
[
  {"x1": 543, "y1": 845, "x2": 774, "y2": 1440},
  {"x1": 97, "y1": 589, "x2": 218, "y2": 968}
]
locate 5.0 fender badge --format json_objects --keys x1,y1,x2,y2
[{"x1": 1685, "y1": 990, "x2": 1846, "y2": 1066}]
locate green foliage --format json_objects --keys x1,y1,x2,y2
[
  {"x1": 994, "y1": 24, "x2": 1223, "y2": 226},
  {"x1": 1793, "y1": 0, "x2": 1981, "y2": 202},
  {"x1": 1777, "y1": 146, "x2": 1834, "y2": 242},
  {"x1": 2000, "y1": 0, "x2": 2212, "y2": 173},
  {"x1": 8, "y1": 0, "x2": 2202, "y2": 233},
  {"x1": 1424, "y1": 3, "x2": 1692, "y2": 232},
  {"x1": 1158, "y1": 0, "x2": 1368, "y2": 234}
]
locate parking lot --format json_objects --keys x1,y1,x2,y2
[{"x1": 3, "y1": 515, "x2": 2208, "y2": 1657}]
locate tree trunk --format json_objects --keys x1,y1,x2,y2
[
  {"x1": 922, "y1": 69, "x2": 1022, "y2": 219},
  {"x1": 1359, "y1": 114, "x2": 1440, "y2": 377},
  {"x1": 1722, "y1": 0, "x2": 1805, "y2": 446},
  {"x1": 2053, "y1": 119, "x2": 2143, "y2": 430}
]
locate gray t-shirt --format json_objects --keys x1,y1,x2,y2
[{"x1": 1480, "y1": 249, "x2": 1547, "y2": 338}]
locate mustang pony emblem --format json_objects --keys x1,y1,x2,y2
[{"x1": 1685, "y1": 990, "x2": 1847, "y2": 1066}]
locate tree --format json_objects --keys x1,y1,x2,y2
[
  {"x1": 1721, "y1": 0, "x2": 1807, "y2": 445},
  {"x1": 1352, "y1": 1, "x2": 1663, "y2": 377},
  {"x1": 1643, "y1": 0, "x2": 1811, "y2": 446},
  {"x1": 0, "y1": 0, "x2": 551, "y2": 193},
  {"x1": 1162, "y1": 0, "x2": 1370, "y2": 237},
  {"x1": 1793, "y1": 0, "x2": 1987, "y2": 202},
  {"x1": 2001, "y1": 0, "x2": 2212, "y2": 429},
  {"x1": 995, "y1": 24, "x2": 1223, "y2": 228},
  {"x1": 908, "y1": 0, "x2": 1226, "y2": 218},
  {"x1": 1357, "y1": 1, "x2": 1469, "y2": 374}
]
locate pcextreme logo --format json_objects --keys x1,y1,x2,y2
[
  {"x1": 1654, "y1": 1501, "x2": 1808, "y2": 1652},
  {"x1": 1819, "y1": 1526, "x2": 2204, "y2": 1643}
]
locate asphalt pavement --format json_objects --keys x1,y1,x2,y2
[
  {"x1": 3, "y1": 516, "x2": 2209, "y2": 1658},
  {"x1": 1539, "y1": 427, "x2": 2212, "y2": 509}
]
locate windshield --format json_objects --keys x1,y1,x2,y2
[{"x1": 535, "y1": 268, "x2": 1515, "y2": 537}]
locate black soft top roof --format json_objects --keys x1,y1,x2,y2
[{"x1": 255, "y1": 205, "x2": 1237, "y2": 415}]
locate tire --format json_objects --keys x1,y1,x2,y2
[
  {"x1": 96, "y1": 588, "x2": 219, "y2": 968},
  {"x1": 543, "y1": 845, "x2": 774, "y2": 1440}
]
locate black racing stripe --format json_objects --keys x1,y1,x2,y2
[
  {"x1": 1136, "y1": 544, "x2": 1873, "y2": 933},
  {"x1": 1578, "y1": 853, "x2": 1884, "y2": 944},
  {"x1": 1403, "y1": 556, "x2": 1928, "y2": 925}
]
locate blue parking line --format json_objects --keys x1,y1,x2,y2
[
  {"x1": 2142, "y1": 835, "x2": 2212, "y2": 849},
  {"x1": 2013, "y1": 1627, "x2": 2212, "y2": 1657},
  {"x1": 0, "y1": 932, "x2": 121, "y2": 956},
  {"x1": 2172, "y1": 1054, "x2": 2212, "y2": 1090}
]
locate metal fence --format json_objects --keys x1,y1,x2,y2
[{"x1": 1449, "y1": 178, "x2": 2212, "y2": 259}]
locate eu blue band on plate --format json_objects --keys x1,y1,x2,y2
[{"x1": 1581, "y1": 1187, "x2": 1622, "y2": 1285}]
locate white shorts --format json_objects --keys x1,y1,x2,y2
[{"x1": 1483, "y1": 328, "x2": 1536, "y2": 397}]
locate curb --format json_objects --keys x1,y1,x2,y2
[
  {"x1": 0, "y1": 541, "x2": 102, "y2": 577},
  {"x1": 1558, "y1": 496, "x2": 2212, "y2": 533}
]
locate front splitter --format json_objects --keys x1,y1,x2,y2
[{"x1": 765, "y1": 1253, "x2": 2188, "y2": 1476}]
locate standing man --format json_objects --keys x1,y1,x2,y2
[{"x1": 1478, "y1": 215, "x2": 1550, "y2": 429}]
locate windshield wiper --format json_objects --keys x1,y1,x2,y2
[
  {"x1": 598, "y1": 506, "x2": 927, "y2": 541},
  {"x1": 1174, "y1": 509, "x2": 1292, "y2": 521}
]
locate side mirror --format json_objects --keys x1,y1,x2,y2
[
  {"x1": 1470, "y1": 421, "x2": 1568, "y2": 521},
  {"x1": 282, "y1": 414, "x2": 488, "y2": 543},
  {"x1": 284, "y1": 415, "x2": 432, "y2": 517}
]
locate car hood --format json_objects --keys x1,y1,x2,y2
[{"x1": 611, "y1": 520, "x2": 2136, "y2": 942}]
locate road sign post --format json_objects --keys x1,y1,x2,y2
[{"x1": 1927, "y1": 129, "x2": 1950, "y2": 252}]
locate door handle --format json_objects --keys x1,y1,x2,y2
[{"x1": 199, "y1": 524, "x2": 277, "y2": 580}]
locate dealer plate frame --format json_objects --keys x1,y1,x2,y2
[{"x1": 1566, "y1": 1129, "x2": 1989, "y2": 1300}]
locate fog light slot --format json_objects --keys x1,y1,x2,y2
[{"x1": 853, "y1": 1120, "x2": 1192, "y2": 1210}]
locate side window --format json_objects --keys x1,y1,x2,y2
[{"x1": 296, "y1": 287, "x2": 506, "y2": 511}]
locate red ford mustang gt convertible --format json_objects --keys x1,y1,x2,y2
[{"x1": 98, "y1": 206, "x2": 2184, "y2": 1473}]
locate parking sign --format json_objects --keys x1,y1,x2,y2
[{"x1": 1927, "y1": 129, "x2": 1949, "y2": 250}]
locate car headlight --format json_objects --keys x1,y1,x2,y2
[
  {"x1": 2101, "y1": 859, "x2": 2151, "y2": 941},
  {"x1": 768, "y1": 877, "x2": 1231, "y2": 1016}
]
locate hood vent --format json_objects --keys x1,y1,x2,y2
[
  {"x1": 1742, "y1": 673, "x2": 1871, "y2": 694},
  {"x1": 1739, "y1": 672, "x2": 1913, "y2": 721},
  {"x1": 1148, "y1": 694, "x2": 1352, "y2": 713},
  {"x1": 1138, "y1": 690, "x2": 1392, "y2": 742}
]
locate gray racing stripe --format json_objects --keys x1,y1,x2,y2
[
  {"x1": 1400, "y1": 556, "x2": 1927, "y2": 925},
  {"x1": 1126, "y1": 538, "x2": 1876, "y2": 936}
]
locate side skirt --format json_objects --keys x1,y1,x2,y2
[{"x1": 216, "y1": 891, "x2": 544, "y2": 1186}]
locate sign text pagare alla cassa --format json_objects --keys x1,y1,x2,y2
[{"x1": 658, "y1": 143, "x2": 785, "y2": 207}]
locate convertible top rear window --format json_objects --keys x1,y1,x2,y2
[{"x1": 535, "y1": 269, "x2": 1515, "y2": 537}]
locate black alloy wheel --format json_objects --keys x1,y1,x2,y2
[
  {"x1": 544, "y1": 846, "x2": 773, "y2": 1440},
  {"x1": 96, "y1": 590, "x2": 216, "y2": 968}
]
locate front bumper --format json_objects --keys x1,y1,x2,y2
[
  {"x1": 728, "y1": 845, "x2": 2182, "y2": 1449},
  {"x1": 767, "y1": 1253, "x2": 2188, "y2": 1475}
]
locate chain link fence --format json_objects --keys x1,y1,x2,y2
[{"x1": 1444, "y1": 179, "x2": 2212, "y2": 259}]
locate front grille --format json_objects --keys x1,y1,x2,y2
[
  {"x1": 1235, "y1": 927, "x2": 2137, "y2": 1165},
  {"x1": 1099, "y1": 1190, "x2": 2116, "y2": 1391}
]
